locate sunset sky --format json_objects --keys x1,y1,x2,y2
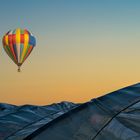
[{"x1": 0, "y1": 0, "x2": 140, "y2": 105}]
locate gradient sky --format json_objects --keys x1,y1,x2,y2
[{"x1": 1, "y1": 0, "x2": 140, "y2": 105}]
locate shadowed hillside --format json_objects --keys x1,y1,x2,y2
[{"x1": 0, "y1": 83, "x2": 140, "y2": 140}]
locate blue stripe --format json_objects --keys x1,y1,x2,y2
[{"x1": 29, "y1": 35, "x2": 36, "y2": 47}]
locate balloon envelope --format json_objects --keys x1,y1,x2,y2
[{"x1": 2, "y1": 28, "x2": 36, "y2": 70}]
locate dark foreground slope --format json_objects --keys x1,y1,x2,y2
[
  {"x1": 1, "y1": 83, "x2": 140, "y2": 140},
  {"x1": 0, "y1": 102, "x2": 76, "y2": 140}
]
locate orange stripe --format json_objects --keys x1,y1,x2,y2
[{"x1": 2, "y1": 36, "x2": 6, "y2": 46}]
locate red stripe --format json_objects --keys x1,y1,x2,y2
[
  {"x1": 8, "y1": 35, "x2": 17, "y2": 62},
  {"x1": 20, "y1": 34, "x2": 24, "y2": 43},
  {"x1": 12, "y1": 34, "x2": 16, "y2": 44},
  {"x1": 8, "y1": 35, "x2": 13, "y2": 44}
]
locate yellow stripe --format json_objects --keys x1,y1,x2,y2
[
  {"x1": 16, "y1": 28, "x2": 20, "y2": 44},
  {"x1": 21, "y1": 32, "x2": 29, "y2": 63},
  {"x1": 16, "y1": 28, "x2": 21, "y2": 63},
  {"x1": 5, "y1": 35, "x2": 9, "y2": 46}
]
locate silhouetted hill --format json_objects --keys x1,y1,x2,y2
[
  {"x1": 0, "y1": 83, "x2": 140, "y2": 140},
  {"x1": 0, "y1": 101, "x2": 77, "y2": 140}
]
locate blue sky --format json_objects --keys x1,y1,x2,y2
[{"x1": 1, "y1": 0, "x2": 140, "y2": 104}]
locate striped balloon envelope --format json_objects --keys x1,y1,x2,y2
[{"x1": 2, "y1": 28, "x2": 36, "y2": 72}]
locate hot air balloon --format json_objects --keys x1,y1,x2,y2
[{"x1": 2, "y1": 28, "x2": 36, "y2": 72}]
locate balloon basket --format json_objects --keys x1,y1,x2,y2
[{"x1": 17, "y1": 66, "x2": 21, "y2": 72}]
